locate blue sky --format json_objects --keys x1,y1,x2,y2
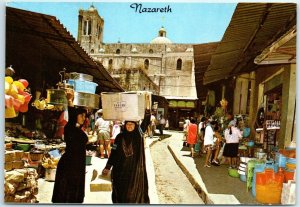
[{"x1": 7, "y1": 2, "x2": 237, "y2": 44}]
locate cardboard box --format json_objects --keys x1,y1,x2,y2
[
  {"x1": 90, "y1": 172, "x2": 112, "y2": 192},
  {"x1": 101, "y1": 91, "x2": 151, "y2": 121}
]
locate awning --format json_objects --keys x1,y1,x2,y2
[
  {"x1": 203, "y1": 3, "x2": 296, "y2": 85},
  {"x1": 193, "y1": 42, "x2": 219, "y2": 100},
  {"x1": 254, "y1": 25, "x2": 296, "y2": 65},
  {"x1": 6, "y1": 7, "x2": 124, "y2": 93},
  {"x1": 164, "y1": 96, "x2": 198, "y2": 100}
]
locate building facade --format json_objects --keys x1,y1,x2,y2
[{"x1": 77, "y1": 5, "x2": 198, "y2": 129}]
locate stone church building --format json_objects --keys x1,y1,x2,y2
[{"x1": 77, "y1": 5, "x2": 198, "y2": 129}]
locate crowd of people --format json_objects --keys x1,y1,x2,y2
[{"x1": 183, "y1": 114, "x2": 251, "y2": 168}]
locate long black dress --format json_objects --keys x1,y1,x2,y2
[
  {"x1": 104, "y1": 112, "x2": 151, "y2": 203},
  {"x1": 52, "y1": 107, "x2": 88, "y2": 203}
]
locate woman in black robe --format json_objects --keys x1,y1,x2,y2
[
  {"x1": 52, "y1": 102, "x2": 88, "y2": 203},
  {"x1": 102, "y1": 110, "x2": 151, "y2": 203}
]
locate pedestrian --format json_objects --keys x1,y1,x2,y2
[
  {"x1": 158, "y1": 114, "x2": 166, "y2": 135},
  {"x1": 183, "y1": 117, "x2": 190, "y2": 141},
  {"x1": 187, "y1": 118, "x2": 198, "y2": 158},
  {"x1": 149, "y1": 112, "x2": 156, "y2": 138},
  {"x1": 210, "y1": 124, "x2": 222, "y2": 166},
  {"x1": 223, "y1": 120, "x2": 242, "y2": 169},
  {"x1": 198, "y1": 116, "x2": 207, "y2": 155},
  {"x1": 52, "y1": 89, "x2": 88, "y2": 203},
  {"x1": 203, "y1": 120, "x2": 217, "y2": 167},
  {"x1": 111, "y1": 120, "x2": 121, "y2": 145},
  {"x1": 92, "y1": 109, "x2": 112, "y2": 159},
  {"x1": 165, "y1": 119, "x2": 169, "y2": 130},
  {"x1": 102, "y1": 109, "x2": 151, "y2": 203}
]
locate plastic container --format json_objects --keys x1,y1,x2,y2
[
  {"x1": 86, "y1": 155, "x2": 92, "y2": 165},
  {"x1": 275, "y1": 153, "x2": 287, "y2": 168},
  {"x1": 251, "y1": 161, "x2": 278, "y2": 197},
  {"x1": 68, "y1": 79, "x2": 98, "y2": 94},
  {"x1": 228, "y1": 168, "x2": 240, "y2": 178},
  {"x1": 283, "y1": 169, "x2": 295, "y2": 183},
  {"x1": 247, "y1": 141, "x2": 255, "y2": 147},
  {"x1": 240, "y1": 174, "x2": 247, "y2": 182},
  {"x1": 256, "y1": 169, "x2": 283, "y2": 204},
  {"x1": 15, "y1": 143, "x2": 31, "y2": 152}
]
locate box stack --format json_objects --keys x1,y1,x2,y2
[{"x1": 5, "y1": 150, "x2": 25, "y2": 171}]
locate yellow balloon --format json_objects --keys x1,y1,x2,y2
[
  {"x1": 5, "y1": 81, "x2": 10, "y2": 94},
  {"x1": 13, "y1": 81, "x2": 25, "y2": 91},
  {"x1": 5, "y1": 76, "x2": 13, "y2": 84}
]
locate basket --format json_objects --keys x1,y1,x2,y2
[{"x1": 30, "y1": 152, "x2": 44, "y2": 162}]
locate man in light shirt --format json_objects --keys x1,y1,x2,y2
[{"x1": 93, "y1": 109, "x2": 112, "y2": 159}]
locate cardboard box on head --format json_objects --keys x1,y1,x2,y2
[{"x1": 101, "y1": 91, "x2": 152, "y2": 121}]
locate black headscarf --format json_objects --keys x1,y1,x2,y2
[{"x1": 66, "y1": 107, "x2": 87, "y2": 128}]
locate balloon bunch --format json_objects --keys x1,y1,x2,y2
[{"x1": 5, "y1": 76, "x2": 32, "y2": 118}]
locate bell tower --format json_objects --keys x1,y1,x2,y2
[{"x1": 78, "y1": 5, "x2": 104, "y2": 54}]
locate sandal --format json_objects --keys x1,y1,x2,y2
[{"x1": 204, "y1": 164, "x2": 211, "y2": 168}]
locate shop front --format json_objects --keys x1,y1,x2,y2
[
  {"x1": 5, "y1": 7, "x2": 123, "y2": 203},
  {"x1": 166, "y1": 98, "x2": 197, "y2": 130}
]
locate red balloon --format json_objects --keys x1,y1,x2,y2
[
  {"x1": 18, "y1": 79, "x2": 29, "y2": 88},
  {"x1": 19, "y1": 103, "x2": 29, "y2": 113}
]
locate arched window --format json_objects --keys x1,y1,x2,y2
[
  {"x1": 149, "y1": 49, "x2": 153, "y2": 54},
  {"x1": 144, "y1": 59, "x2": 149, "y2": 69},
  {"x1": 176, "y1": 59, "x2": 182, "y2": 70},
  {"x1": 90, "y1": 49, "x2": 94, "y2": 54},
  {"x1": 116, "y1": 49, "x2": 120, "y2": 54}
]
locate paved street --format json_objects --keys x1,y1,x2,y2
[{"x1": 36, "y1": 130, "x2": 257, "y2": 205}]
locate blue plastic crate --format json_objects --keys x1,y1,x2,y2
[{"x1": 68, "y1": 79, "x2": 97, "y2": 94}]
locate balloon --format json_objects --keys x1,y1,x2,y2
[
  {"x1": 19, "y1": 103, "x2": 29, "y2": 113},
  {"x1": 5, "y1": 94, "x2": 13, "y2": 108},
  {"x1": 5, "y1": 81, "x2": 10, "y2": 94},
  {"x1": 5, "y1": 107, "x2": 17, "y2": 118},
  {"x1": 13, "y1": 81, "x2": 25, "y2": 91},
  {"x1": 13, "y1": 98, "x2": 23, "y2": 112},
  {"x1": 18, "y1": 79, "x2": 29, "y2": 88},
  {"x1": 5, "y1": 76, "x2": 13, "y2": 84}
]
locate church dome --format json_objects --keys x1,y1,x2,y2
[
  {"x1": 150, "y1": 37, "x2": 172, "y2": 44},
  {"x1": 150, "y1": 26, "x2": 172, "y2": 44},
  {"x1": 88, "y1": 5, "x2": 97, "y2": 11}
]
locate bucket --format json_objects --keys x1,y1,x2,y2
[
  {"x1": 252, "y1": 161, "x2": 278, "y2": 197},
  {"x1": 283, "y1": 169, "x2": 295, "y2": 183},
  {"x1": 256, "y1": 169, "x2": 283, "y2": 204},
  {"x1": 45, "y1": 168, "x2": 56, "y2": 181},
  {"x1": 240, "y1": 174, "x2": 247, "y2": 182},
  {"x1": 275, "y1": 153, "x2": 287, "y2": 168},
  {"x1": 86, "y1": 156, "x2": 92, "y2": 165}
]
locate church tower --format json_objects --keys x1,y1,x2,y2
[{"x1": 77, "y1": 5, "x2": 104, "y2": 54}]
